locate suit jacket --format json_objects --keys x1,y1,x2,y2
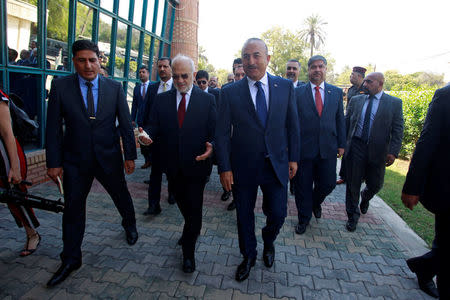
[
  {"x1": 215, "y1": 74, "x2": 300, "y2": 186},
  {"x1": 207, "y1": 87, "x2": 220, "y2": 108},
  {"x1": 142, "y1": 81, "x2": 176, "y2": 129},
  {"x1": 402, "y1": 85, "x2": 450, "y2": 213},
  {"x1": 295, "y1": 82, "x2": 346, "y2": 160},
  {"x1": 144, "y1": 86, "x2": 216, "y2": 179},
  {"x1": 345, "y1": 92, "x2": 404, "y2": 164},
  {"x1": 46, "y1": 73, "x2": 137, "y2": 174},
  {"x1": 131, "y1": 82, "x2": 147, "y2": 127}
]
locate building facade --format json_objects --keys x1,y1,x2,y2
[{"x1": 0, "y1": 0, "x2": 201, "y2": 184}]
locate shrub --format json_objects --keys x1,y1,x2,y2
[{"x1": 389, "y1": 84, "x2": 437, "y2": 158}]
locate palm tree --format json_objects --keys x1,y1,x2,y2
[{"x1": 299, "y1": 14, "x2": 327, "y2": 57}]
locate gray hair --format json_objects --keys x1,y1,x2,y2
[
  {"x1": 241, "y1": 38, "x2": 269, "y2": 56},
  {"x1": 171, "y1": 54, "x2": 194, "y2": 73}
]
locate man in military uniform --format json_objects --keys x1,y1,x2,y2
[{"x1": 337, "y1": 66, "x2": 367, "y2": 185}]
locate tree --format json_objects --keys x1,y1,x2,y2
[
  {"x1": 198, "y1": 46, "x2": 215, "y2": 74},
  {"x1": 260, "y1": 26, "x2": 308, "y2": 79},
  {"x1": 299, "y1": 14, "x2": 327, "y2": 57}
]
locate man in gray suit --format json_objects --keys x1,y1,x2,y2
[{"x1": 344, "y1": 72, "x2": 403, "y2": 231}]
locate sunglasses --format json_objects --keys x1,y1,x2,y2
[
  {"x1": 196, "y1": 80, "x2": 207, "y2": 85},
  {"x1": 173, "y1": 74, "x2": 189, "y2": 80}
]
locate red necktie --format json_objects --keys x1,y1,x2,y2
[
  {"x1": 178, "y1": 93, "x2": 186, "y2": 128},
  {"x1": 315, "y1": 86, "x2": 323, "y2": 117}
]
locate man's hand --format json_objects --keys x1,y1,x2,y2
[
  {"x1": 289, "y1": 161, "x2": 298, "y2": 179},
  {"x1": 124, "y1": 160, "x2": 135, "y2": 174},
  {"x1": 8, "y1": 166, "x2": 21, "y2": 184},
  {"x1": 337, "y1": 148, "x2": 345, "y2": 158},
  {"x1": 220, "y1": 171, "x2": 233, "y2": 192},
  {"x1": 401, "y1": 192, "x2": 419, "y2": 210},
  {"x1": 386, "y1": 154, "x2": 396, "y2": 166},
  {"x1": 137, "y1": 127, "x2": 153, "y2": 145},
  {"x1": 196, "y1": 142, "x2": 213, "y2": 161},
  {"x1": 47, "y1": 167, "x2": 63, "y2": 184}
]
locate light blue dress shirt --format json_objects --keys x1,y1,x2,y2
[
  {"x1": 355, "y1": 91, "x2": 383, "y2": 138},
  {"x1": 78, "y1": 74, "x2": 99, "y2": 114}
]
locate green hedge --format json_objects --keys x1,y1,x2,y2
[{"x1": 389, "y1": 85, "x2": 437, "y2": 158}]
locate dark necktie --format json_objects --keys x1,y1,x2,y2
[
  {"x1": 85, "y1": 81, "x2": 95, "y2": 119},
  {"x1": 142, "y1": 83, "x2": 146, "y2": 99},
  {"x1": 255, "y1": 81, "x2": 267, "y2": 128},
  {"x1": 361, "y1": 95, "x2": 375, "y2": 142},
  {"x1": 314, "y1": 86, "x2": 323, "y2": 117},
  {"x1": 178, "y1": 93, "x2": 186, "y2": 128}
]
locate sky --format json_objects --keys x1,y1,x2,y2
[{"x1": 198, "y1": 0, "x2": 450, "y2": 81}]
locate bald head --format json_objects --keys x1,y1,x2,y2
[{"x1": 363, "y1": 72, "x2": 385, "y2": 96}]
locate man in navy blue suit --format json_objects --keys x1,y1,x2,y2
[
  {"x1": 216, "y1": 38, "x2": 300, "y2": 282},
  {"x1": 131, "y1": 66, "x2": 151, "y2": 169},
  {"x1": 293, "y1": 55, "x2": 346, "y2": 235},
  {"x1": 141, "y1": 57, "x2": 176, "y2": 215},
  {"x1": 139, "y1": 54, "x2": 216, "y2": 273},
  {"x1": 45, "y1": 40, "x2": 138, "y2": 287}
]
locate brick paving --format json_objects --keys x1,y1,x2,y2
[{"x1": 0, "y1": 155, "x2": 434, "y2": 299}]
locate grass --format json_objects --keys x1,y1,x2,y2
[{"x1": 378, "y1": 159, "x2": 435, "y2": 247}]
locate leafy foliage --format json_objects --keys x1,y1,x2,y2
[
  {"x1": 261, "y1": 27, "x2": 308, "y2": 79},
  {"x1": 299, "y1": 14, "x2": 327, "y2": 57},
  {"x1": 390, "y1": 85, "x2": 437, "y2": 158}
]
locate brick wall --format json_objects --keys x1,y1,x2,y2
[
  {"x1": 171, "y1": 0, "x2": 199, "y2": 67},
  {"x1": 25, "y1": 150, "x2": 50, "y2": 185}
]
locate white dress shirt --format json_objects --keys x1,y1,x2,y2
[
  {"x1": 310, "y1": 81, "x2": 325, "y2": 105},
  {"x1": 158, "y1": 78, "x2": 173, "y2": 94},
  {"x1": 176, "y1": 86, "x2": 193, "y2": 111}
]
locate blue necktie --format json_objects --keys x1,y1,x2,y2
[
  {"x1": 255, "y1": 81, "x2": 267, "y2": 128},
  {"x1": 361, "y1": 95, "x2": 375, "y2": 142}
]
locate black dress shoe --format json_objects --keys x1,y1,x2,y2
[
  {"x1": 235, "y1": 257, "x2": 256, "y2": 282},
  {"x1": 227, "y1": 200, "x2": 236, "y2": 211},
  {"x1": 167, "y1": 194, "x2": 176, "y2": 205},
  {"x1": 221, "y1": 190, "x2": 231, "y2": 201},
  {"x1": 406, "y1": 258, "x2": 439, "y2": 298},
  {"x1": 313, "y1": 206, "x2": 322, "y2": 219},
  {"x1": 47, "y1": 262, "x2": 82, "y2": 287},
  {"x1": 144, "y1": 180, "x2": 150, "y2": 184},
  {"x1": 263, "y1": 244, "x2": 275, "y2": 268},
  {"x1": 295, "y1": 222, "x2": 308, "y2": 235},
  {"x1": 346, "y1": 219, "x2": 358, "y2": 232},
  {"x1": 360, "y1": 199, "x2": 370, "y2": 214},
  {"x1": 125, "y1": 228, "x2": 138, "y2": 245},
  {"x1": 182, "y1": 257, "x2": 196, "y2": 273},
  {"x1": 143, "y1": 205, "x2": 161, "y2": 216}
]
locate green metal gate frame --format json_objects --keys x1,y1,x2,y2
[{"x1": 0, "y1": 0, "x2": 176, "y2": 150}]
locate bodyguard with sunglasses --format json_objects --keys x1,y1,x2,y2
[{"x1": 196, "y1": 70, "x2": 220, "y2": 108}]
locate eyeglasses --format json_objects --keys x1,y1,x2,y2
[
  {"x1": 196, "y1": 80, "x2": 207, "y2": 85},
  {"x1": 173, "y1": 74, "x2": 189, "y2": 80}
]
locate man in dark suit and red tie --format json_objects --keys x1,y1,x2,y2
[
  {"x1": 45, "y1": 40, "x2": 138, "y2": 287},
  {"x1": 139, "y1": 54, "x2": 216, "y2": 273},
  {"x1": 216, "y1": 38, "x2": 300, "y2": 282},
  {"x1": 131, "y1": 66, "x2": 151, "y2": 169},
  {"x1": 293, "y1": 55, "x2": 346, "y2": 235}
]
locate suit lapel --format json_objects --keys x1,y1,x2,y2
[
  {"x1": 371, "y1": 92, "x2": 389, "y2": 130},
  {"x1": 267, "y1": 74, "x2": 276, "y2": 128},
  {"x1": 169, "y1": 89, "x2": 179, "y2": 131},
  {"x1": 73, "y1": 74, "x2": 90, "y2": 120},
  {"x1": 242, "y1": 77, "x2": 263, "y2": 128},
  {"x1": 96, "y1": 76, "x2": 106, "y2": 120},
  {"x1": 322, "y1": 82, "x2": 332, "y2": 116},
  {"x1": 304, "y1": 83, "x2": 318, "y2": 116}
]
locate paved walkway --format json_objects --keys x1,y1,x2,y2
[{"x1": 0, "y1": 156, "x2": 433, "y2": 299}]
